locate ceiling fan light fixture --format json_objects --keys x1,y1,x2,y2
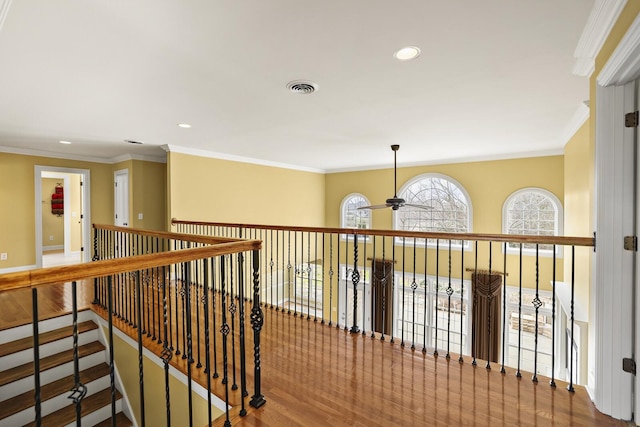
[{"x1": 394, "y1": 46, "x2": 421, "y2": 61}]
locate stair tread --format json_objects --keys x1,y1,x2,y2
[
  {"x1": 0, "y1": 321, "x2": 98, "y2": 358},
  {"x1": 0, "y1": 341, "x2": 105, "y2": 387},
  {"x1": 94, "y1": 411, "x2": 133, "y2": 427},
  {"x1": 0, "y1": 363, "x2": 111, "y2": 419},
  {"x1": 24, "y1": 387, "x2": 122, "y2": 427}
]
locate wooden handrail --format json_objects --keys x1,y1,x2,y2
[
  {"x1": 93, "y1": 224, "x2": 243, "y2": 245},
  {"x1": 171, "y1": 218, "x2": 595, "y2": 248},
  {"x1": 0, "y1": 240, "x2": 261, "y2": 292}
]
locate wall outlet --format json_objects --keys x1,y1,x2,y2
[
  {"x1": 0, "y1": 253, "x2": 7, "y2": 261},
  {"x1": 49, "y1": 235, "x2": 54, "y2": 241},
  {"x1": 138, "y1": 213, "x2": 143, "y2": 220}
]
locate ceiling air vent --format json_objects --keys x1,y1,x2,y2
[
  {"x1": 286, "y1": 80, "x2": 318, "y2": 94},
  {"x1": 125, "y1": 139, "x2": 144, "y2": 145}
]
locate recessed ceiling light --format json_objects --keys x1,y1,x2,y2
[
  {"x1": 59, "y1": 140, "x2": 72, "y2": 145},
  {"x1": 394, "y1": 46, "x2": 421, "y2": 61},
  {"x1": 177, "y1": 123, "x2": 191, "y2": 128}
]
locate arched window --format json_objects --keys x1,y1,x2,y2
[
  {"x1": 395, "y1": 174, "x2": 472, "y2": 246},
  {"x1": 340, "y1": 193, "x2": 371, "y2": 232},
  {"x1": 502, "y1": 188, "x2": 563, "y2": 254}
]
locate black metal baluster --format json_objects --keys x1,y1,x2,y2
[
  {"x1": 322, "y1": 233, "x2": 326, "y2": 325},
  {"x1": 344, "y1": 236, "x2": 349, "y2": 331},
  {"x1": 196, "y1": 257, "x2": 202, "y2": 369},
  {"x1": 411, "y1": 238, "x2": 417, "y2": 350},
  {"x1": 486, "y1": 241, "x2": 493, "y2": 370},
  {"x1": 434, "y1": 239, "x2": 439, "y2": 355},
  {"x1": 184, "y1": 262, "x2": 194, "y2": 427},
  {"x1": 135, "y1": 271, "x2": 146, "y2": 427},
  {"x1": 270, "y1": 229, "x2": 275, "y2": 309},
  {"x1": 351, "y1": 233, "x2": 360, "y2": 334},
  {"x1": 161, "y1": 263, "x2": 172, "y2": 427},
  {"x1": 220, "y1": 256, "x2": 232, "y2": 427},
  {"x1": 459, "y1": 240, "x2": 465, "y2": 363},
  {"x1": 32, "y1": 288, "x2": 42, "y2": 426},
  {"x1": 381, "y1": 238, "x2": 387, "y2": 342},
  {"x1": 472, "y1": 241, "x2": 478, "y2": 366},
  {"x1": 287, "y1": 231, "x2": 292, "y2": 315},
  {"x1": 250, "y1": 249, "x2": 266, "y2": 409},
  {"x1": 70, "y1": 281, "x2": 86, "y2": 426},
  {"x1": 238, "y1": 252, "x2": 249, "y2": 414},
  {"x1": 203, "y1": 259, "x2": 213, "y2": 425},
  {"x1": 212, "y1": 257, "x2": 220, "y2": 379},
  {"x1": 550, "y1": 245, "x2": 557, "y2": 388},
  {"x1": 92, "y1": 227, "x2": 100, "y2": 304},
  {"x1": 423, "y1": 236, "x2": 428, "y2": 353},
  {"x1": 446, "y1": 239, "x2": 453, "y2": 360},
  {"x1": 568, "y1": 246, "x2": 576, "y2": 393},
  {"x1": 294, "y1": 231, "x2": 299, "y2": 317},
  {"x1": 181, "y1": 249, "x2": 188, "y2": 360},
  {"x1": 107, "y1": 275, "x2": 117, "y2": 424},
  {"x1": 532, "y1": 244, "x2": 541, "y2": 383},
  {"x1": 230, "y1": 255, "x2": 238, "y2": 391},
  {"x1": 501, "y1": 242, "x2": 507, "y2": 374},
  {"x1": 516, "y1": 243, "x2": 523, "y2": 378},
  {"x1": 401, "y1": 237, "x2": 406, "y2": 347},
  {"x1": 329, "y1": 235, "x2": 334, "y2": 327},
  {"x1": 307, "y1": 231, "x2": 312, "y2": 320},
  {"x1": 173, "y1": 240, "x2": 180, "y2": 355},
  {"x1": 152, "y1": 238, "x2": 158, "y2": 342},
  {"x1": 316, "y1": 232, "x2": 320, "y2": 322}
]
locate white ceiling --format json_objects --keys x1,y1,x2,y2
[{"x1": 0, "y1": 0, "x2": 597, "y2": 172}]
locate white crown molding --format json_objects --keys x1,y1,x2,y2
[
  {"x1": 326, "y1": 149, "x2": 565, "y2": 174},
  {"x1": 161, "y1": 144, "x2": 325, "y2": 174},
  {"x1": 560, "y1": 103, "x2": 590, "y2": 148},
  {"x1": 573, "y1": 0, "x2": 628, "y2": 77},
  {"x1": 110, "y1": 153, "x2": 166, "y2": 164},
  {"x1": 0, "y1": 0, "x2": 12, "y2": 33},
  {"x1": 597, "y1": 12, "x2": 640, "y2": 86}
]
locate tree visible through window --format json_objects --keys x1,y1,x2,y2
[
  {"x1": 396, "y1": 174, "x2": 471, "y2": 245},
  {"x1": 503, "y1": 188, "x2": 562, "y2": 252},
  {"x1": 341, "y1": 194, "x2": 371, "y2": 230}
]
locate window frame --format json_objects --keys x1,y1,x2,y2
[
  {"x1": 340, "y1": 193, "x2": 372, "y2": 241},
  {"x1": 502, "y1": 187, "x2": 563, "y2": 257},
  {"x1": 393, "y1": 173, "x2": 473, "y2": 250}
]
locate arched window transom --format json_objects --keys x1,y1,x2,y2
[{"x1": 341, "y1": 193, "x2": 371, "y2": 232}]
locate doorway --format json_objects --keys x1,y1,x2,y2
[
  {"x1": 114, "y1": 169, "x2": 129, "y2": 227},
  {"x1": 35, "y1": 166, "x2": 91, "y2": 268}
]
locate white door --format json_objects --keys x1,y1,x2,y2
[{"x1": 114, "y1": 169, "x2": 129, "y2": 227}]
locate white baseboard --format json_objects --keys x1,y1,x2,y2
[{"x1": 43, "y1": 245, "x2": 64, "y2": 251}]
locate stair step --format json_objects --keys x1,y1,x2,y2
[
  {"x1": 0, "y1": 321, "x2": 98, "y2": 358},
  {"x1": 0, "y1": 341, "x2": 105, "y2": 387},
  {"x1": 23, "y1": 387, "x2": 122, "y2": 427},
  {"x1": 94, "y1": 411, "x2": 133, "y2": 427},
  {"x1": 0, "y1": 363, "x2": 110, "y2": 420}
]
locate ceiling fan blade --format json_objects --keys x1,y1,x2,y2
[
  {"x1": 358, "y1": 204, "x2": 391, "y2": 210},
  {"x1": 402, "y1": 203, "x2": 433, "y2": 210}
]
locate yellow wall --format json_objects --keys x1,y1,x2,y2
[
  {"x1": 131, "y1": 160, "x2": 167, "y2": 230},
  {"x1": 0, "y1": 152, "x2": 113, "y2": 268},
  {"x1": 41, "y1": 178, "x2": 64, "y2": 247},
  {"x1": 108, "y1": 329, "x2": 223, "y2": 426},
  {"x1": 168, "y1": 152, "x2": 325, "y2": 227},
  {"x1": 563, "y1": 120, "x2": 591, "y2": 310},
  {"x1": 324, "y1": 156, "x2": 565, "y2": 295}
]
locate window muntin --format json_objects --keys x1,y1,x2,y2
[
  {"x1": 503, "y1": 188, "x2": 562, "y2": 253},
  {"x1": 395, "y1": 174, "x2": 472, "y2": 247},
  {"x1": 341, "y1": 193, "x2": 371, "y2": 230}
]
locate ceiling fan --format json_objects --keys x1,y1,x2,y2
[{"x1": 358, "y1": 144, "x2": 432, "y2": 211}]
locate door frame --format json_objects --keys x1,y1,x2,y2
[
  {"x1": 34, "y1": 166, "x2": 91, "y2": 268},
  {"x1": 593, "y1": 13, "x2": 640, "y2": 421},
  {"x1": 114, "y1": 169, "x2": 129, "y2": 227}
]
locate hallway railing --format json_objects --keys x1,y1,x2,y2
[
  {"x1": 172, "y1": 218, "x2": 594, "y2": 391},
  {"x1": 0, "y1": 224, "x2": 264, "y2": 427}
]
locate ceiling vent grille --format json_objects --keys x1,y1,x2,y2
[{"x1": 287, "y1": 80, "x2": 318, "y2": 94}]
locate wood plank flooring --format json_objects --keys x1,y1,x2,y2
[{"x1": 0, "y1": 281, "x2": 630, "y2": 426}]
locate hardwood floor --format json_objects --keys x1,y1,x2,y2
[{"x1": 0, "y1": 281, "x2": 629, "y2": 426}]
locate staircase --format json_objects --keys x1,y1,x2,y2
[{"x1": 0, "y1": 310, "x2": 133, "y2": 426}]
